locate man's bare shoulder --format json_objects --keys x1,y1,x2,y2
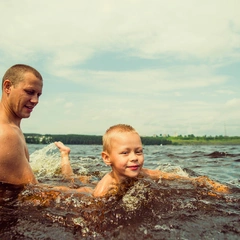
[
  {"x1": 0, "y1": 121, "x2": 21, "y2": 134},
  {"x1": 0, "y1": 123, "x2": 36, "y2": 185},
  {"x1": 0, "y1": 123, "x2": 24, "y2": 156}
]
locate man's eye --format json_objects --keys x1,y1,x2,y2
[{"x1": 26, "y1": 90, "x2": 34, "y2": 95}]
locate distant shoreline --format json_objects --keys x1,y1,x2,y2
[
  {"x1": 24, "y1": 133, "x2": 240, "y2": 145},
  {"x1": 168, "y1": 140, "x2": 240, "y2": 145}
]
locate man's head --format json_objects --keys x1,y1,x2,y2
[
  {"x1": 1, "y1": 64, "x2": 43, "y2": 120},
  {"x1": 2, "y1": 64, "x2": 42, "y2": 89}
]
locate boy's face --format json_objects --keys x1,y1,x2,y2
[{"x1": 102, "y1": 132, "x2": 144, "y2": 182}]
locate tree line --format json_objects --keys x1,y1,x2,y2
[
  {"x1": 24, "y1": 133, "x2": 171, "y2": 145},
  {"x1": 24, "y1": 133, "x2": 240, "y2": 145},
  {"x1": 166, "y1": 134, "x2": 240, "y2": 145}
]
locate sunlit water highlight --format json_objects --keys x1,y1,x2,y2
[{"x1": 0, "y1": 144, "x2": 240, "y2": 239}]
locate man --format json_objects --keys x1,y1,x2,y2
[{"x1": 0, "y1": 64, "x2": 43, "y2": 185}]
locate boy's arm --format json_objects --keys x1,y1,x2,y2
[
  {"x1": 141, "y1": 168, "x2": 185, "y2": 180},
  {"x1": 192, "y1": 176, "x2": 229, "y2": 193},
  {"x1": 51, "y1": 185, "x2": 94, "y2": 194},
  {"x1": 141, "y1": 168, "x2": 229, "y2": 193}
]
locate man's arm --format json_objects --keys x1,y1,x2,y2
[{"x1": 0, "y1": 127, "x2": 37, "y2": 185}]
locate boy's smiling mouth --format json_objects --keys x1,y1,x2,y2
[{"x1": 127, "y1": 165, "x2": 140, "y2": 170}]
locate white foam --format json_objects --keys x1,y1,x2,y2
[
  {"x1": 156, "y1": 164, "x2": 189, "y2": 177},
  {"x1": 30, "y1": 143, "x2": 61, "y2": 179}
]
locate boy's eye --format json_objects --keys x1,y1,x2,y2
[
  {"x1": 136, "y1": 150, "x2": 143, "y2": 155},
  {"x1": 121, "y1": 151, "x2": 128, "y2": 155}
]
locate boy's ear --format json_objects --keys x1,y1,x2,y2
[{"x1": 102, "y1": 151, "x2": 111, "y2": 166}]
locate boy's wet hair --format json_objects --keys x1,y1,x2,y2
[
  {"x1": 102, "y1": 124, "x2": 139, "y2": 153},
  {"x1": 2, "y1": 64, "x2": 42, "y2": 89}
]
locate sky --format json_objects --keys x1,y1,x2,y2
[{"x1": 0, "y1": 0, "x2": 239, "y2": 137}]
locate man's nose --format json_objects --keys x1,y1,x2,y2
[{"x1": 31, "y1": 94, "x2": 39, "y2": 104}]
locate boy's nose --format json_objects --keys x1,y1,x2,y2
[{"x1": 129, "y1": 152, "x2": 138, "y2": 161}]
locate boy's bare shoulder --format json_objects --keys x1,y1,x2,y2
[
  {"x1": 141, "y1": 168, "x2": 161, "y2": 179},
  {"x1": 92, "y1": 173, "x2": 116, "y2": 197}
]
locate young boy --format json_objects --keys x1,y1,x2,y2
[{"x1": 55, "y1": 124, "x2": 229, "y2": 197}]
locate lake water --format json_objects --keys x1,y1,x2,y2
[{"x1": 0, "y1": 144, "x2": 239, "y2": 239}]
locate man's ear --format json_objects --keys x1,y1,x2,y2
[
  {"x1": 102, "y1": 151, "x2": 111, "y2": 166},
  {"x1": 3, "y1": 79, "x2": 13, "y2": 94}
]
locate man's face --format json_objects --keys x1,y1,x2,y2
[{"x1": 9, "y1": 72, "x2": 43, "y2": 119}]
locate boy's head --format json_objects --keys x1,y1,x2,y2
[
  {"x1": 102, "y1": 124, "x2": 144, "y2": 182},
  {"x1": 103, "y1": 124, "x2": 139, "y2": 153}
]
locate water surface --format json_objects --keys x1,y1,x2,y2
[{"x1": 0, "y1": 144, "x2": 239, "y2": 239}]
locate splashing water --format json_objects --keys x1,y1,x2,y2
[
  {"x1": 1, "y1": 144, "x2": 239, "y2": 239},
  {"x1": 156, "y1": 164, "x2": 189, "y2": 177},
  {"x1": 121, "y1": 180, "x2": 152, "y2": 212},
  {"x1": 30, "y1": 143, "x2": 61, "y2": 180}
]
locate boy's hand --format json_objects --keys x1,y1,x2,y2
[{"x1": 193, "y1": 176, "x2": 229, "y2": 193}]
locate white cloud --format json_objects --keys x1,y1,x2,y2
[
  {"x1": 1, "y1": 0, "x2": 240, "y2": 136},
  {"x1": 64, "y1": 102, "x2": 73, "y2": 108},
  {"x1": 1, "y1": 0, "x2": 240, "y2": 68},
  {"x1": 49, "y1": 64, "x2": 229, "y2": 95},
  {"x1": 225, "y1": 98, "x2": 240, "y2": 108},
  {"x1": 215, "y1": 90, "x2": 235, "y2": 95}
]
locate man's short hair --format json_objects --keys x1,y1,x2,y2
[{"x1": 2, "y1": 64, "x2": 42, "y2": 89}]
